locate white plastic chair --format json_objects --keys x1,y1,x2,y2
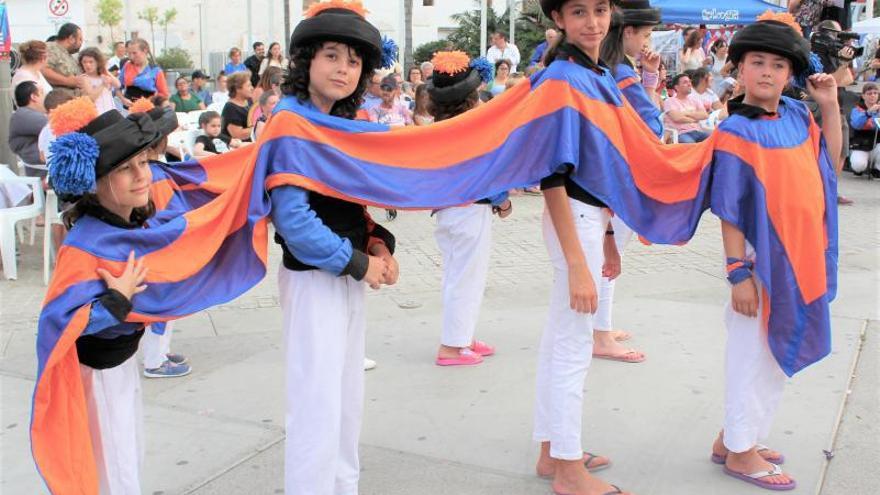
[
  {"x1": 168, "y1": 129, "x2": 201, "y2": 160},
  {"x1": 175, "y1": 112, "x2": 191, "y2": 130},
  {"x1": 18, "y1": 160, "x2": 48, "y2": 244},
  {"x1": 700, "y1": 109, "x2": 723, "y2": 131},
  {"x1": 187, "y1": 110, "x2": 206, "y2": 128},
  {"x1": 0, "y1": 176, "x2": 44, "y2": 280},
  {"x1": 43, "y1": 189, "x2": 65, "y2": 285},
  {"x1": 207, "y1": 102, "x2": 225, "y2": 114}
]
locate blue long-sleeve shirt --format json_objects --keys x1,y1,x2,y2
[
  {"x1": 614, "y1": 62, "x2": 663, "y2": 139},
  {"x1": 529, "y1": 41, "x2": 549, "y2": 67},
  {"x1": 850, "y1": 105, "x2": 877, "y2": 131}
]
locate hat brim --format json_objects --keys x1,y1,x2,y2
[
  {"x1": 728, "y1": 21, "x2": 810, "y2": 76},
  {"x1": 426, "y1": 70, "x2": 482, "y2": 104},
  {"x1": 622, "y1": 9, "x2": 662, "y2": 26},
  {"x1": 291, "y1": 11, "x2": 382, "y2": 68},
  {"x1": 542, "y1": 0, "x2": 620, "y2": 17}
]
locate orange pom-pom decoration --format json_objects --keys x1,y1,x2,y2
[
  {"x1": 757, "y1": 10, "x2": 802, "y2": 35},
  {"x1": 305, "y1": 0, "x2": 368, "y2": 19},
  {"x1": 128, "y1": 98, "x2": 155, "y2": 114},
  {"x1": 48, "y1": 97, "x2": 98, "y2": 136},
  {"x1": 431, "y1": 51, "x2": 471, "y2": 76}
]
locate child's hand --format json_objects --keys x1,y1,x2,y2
[
  {"x1": 363, "y1": 255, "x2": 388, "y2": 290},
  {"x1": 380, "y1": 255, "x2": 399, "y2": 285},
  {"x1": 96, "y1": 251, "x2": 148, "y2": 301},
  {"x1": 640, "y1": 48, "x2": 661, "y2": 74},
  {"x1": 806, "y1": 73, "x2": 839, "y2": 108},
  {"x1": 730, "y1": 277, "x2": 759, "y2": 318},
  {"x1": 568, "y1": 263, "x2": 598, "y2": 314},
  {"x1": 602, "y1": 236, "x2": 621, "y2": 280},
  {"x1": 230, "y1": 139, "x2": 242, "y2": 148}
]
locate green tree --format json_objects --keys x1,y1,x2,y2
[
  {"x1": 413, "y1": 40, "x2": 454, "y2": 64},
  {"x1": 96, "y1": 0, "x2": 123, "y2": 44},
  {"x1": 447, "y1": 1, "x2": 549, "y2": 66},
  {"x1": 155, "y1": 47, "x2": 193, "y2": 70},
  {"x1": 138, "y1": 6, "x2": 159, "y2": 52},
  {"x1": 159, "y1": 8, "x2": 178, "y2": 53}
]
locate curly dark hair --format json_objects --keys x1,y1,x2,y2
[
  {"x1": 63, "y1": 193, "x2": 155, "y2": 229},
  {"x1": 281, "y1": 40, "x2": 378, "y2": 119},
  {"x1": 428, "y1": 90, "x2": 480, "y2": 122}
]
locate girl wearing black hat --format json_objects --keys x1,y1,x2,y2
[
  {"x1": 710, "y1": 14, "x2": 841, "y2": 491},
  {"x1": 268, "y1": 1, "x2": 398, "y2": 493},
  {"x1": 590, "y1": 0, "x2": 667, "y2": 365},
  {"x1": 47, "y1": 97, "x2": 163, "y2": 493},
  {"x1": 424, "y1": 51, "x2": 513, "y2": 367},
  {"x1": 534, "y1": 1, "x2": 631, "y2": 495}
]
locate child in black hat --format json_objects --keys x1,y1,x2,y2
[
  {"x1": 269, "y1": 1, "x2": 399, "y2": 492},
  {"x1": 535, "y1": 1, "x2": 631, "y2": 495},
  {"x1": 47, "y1": 97, "x2": 162, "y2": 493},
  {"x1": 709, "y1": 13, "x2": 841, "y2": 491},
  {"x1": 425, "y1": 51, "x2": 513, "y2": 368}
]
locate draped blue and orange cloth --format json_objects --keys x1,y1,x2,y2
[{"x1": 31, "y1": 61, "x2": 835, "y2": 492}]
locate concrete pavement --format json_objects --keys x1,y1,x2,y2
[{"x1": 2, "y1": 173, "x2": 877, "y2": 495}]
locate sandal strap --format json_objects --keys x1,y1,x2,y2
[
  {"x1": 744, "y1": 463, "x2": 783, "y2": 479},
  {"x1": 602, "y1": 484, "x2": 623, "y2": 495}
]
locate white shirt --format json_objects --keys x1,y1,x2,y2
[
  {"x1": 11, "y1": 67, "x2": 53, "y2": 95},
  {"x1": 38, "y1": 125, "x2": 55, "y2": 163},
  {"x1": 694, "y1": 88, "x2": 720, "y2": 111},
  {"x1": 486, "y1": 43, "x2": 521, "y2": 72},
  {"x1": 107, "y1": 55, "x2": 121, "y2": 71},
  {"x1": 211, "y1": 91, "x2": 229, "y2": 107}
]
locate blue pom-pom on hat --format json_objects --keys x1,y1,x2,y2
[
  {"x1": 470, "y1": 57, "x2": 494, "y2": 83},
  {"x1": 381, "y1": 36, "x2": 399, "y2": 69},
  {"x1": 48, "y1": 132, "x2": 100, "y2": 197}
]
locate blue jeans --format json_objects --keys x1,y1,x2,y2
[{"x1": 678, "y1": 130, "x2": 711, "y2": 143}]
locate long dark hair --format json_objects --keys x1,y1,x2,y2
[
  {"x1": 79, "y1": 47, "x2": 108, "y2": 76},
  {"x1": 428, "y1": 90, "x2": 479, "y2": 122},
  {"x1": 599, "y1": 23, "x2": 626, "y2": 75},
  {"x1": 63, "y1": 193, "x2": 156, "y2": 229},
  {"x1": 281, "y1": 40, "x2": 377, "y2": 119}
]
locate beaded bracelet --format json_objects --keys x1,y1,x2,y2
[
  {"x1": 726, "y1": 257, "x2": 754, "y2": 285},
  {"x1": 641, "y1": 70, "x2": 660, "y2": 89}
]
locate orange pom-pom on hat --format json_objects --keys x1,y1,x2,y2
[
  {"x1": 128, "y1": 98, "x2": 155, "y2": 114},
  {"x1": 305, "y1": 0, "x2": 368, "y2": 19},
  {"x1": 431, "y1": 51, "x2": 471, "y2": 76},
  {"x1": 48, "y1": 97, "x2": 99, "y2": 137},
  {"x1": 756, "y1": 10, "x2": 802, "y2": 35}
]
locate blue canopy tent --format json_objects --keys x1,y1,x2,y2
[{"x1": 653, "y1": 0, "x2": 785, "y2": 25}]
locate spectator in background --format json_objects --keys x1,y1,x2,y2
[
  {"x1": 221, "y1": 72, "x2": 254, "y2": 141},
  {"x1": 244, "y1": 42, "x2": 266, "y2": 87},
  {"x1": 169, "y1": 76, "x2": 206, "y2": 112},
  {"x1": 368, "y1": 74, "x2": 413, "y2": 127},
  {"x1": 259, "y1": 42, "x2": 288, "y2": 76},
  {"x1": 106, "y1": 41, "x2": 126, "y2": 71},
  {"x1": 191, "y1": 70, "x2": 212, "y2": 106},
  {"x1": 253, "y1": 90, "x2": 280, "y2": 140},
  {"x1": 486, "y1": 31, "x2": 521, "y2": 72},
  {"x1": 361, "y1": 71, "x2": 383, "y2": 110},
  {"x1": 8, "y1": 81, "x2": 48, "y2": 171},
  {"x1": 707, "y1": 39, "x2": 731, "y2": 93},
  {"x1": 37, "y1": 90, "x2": 75, "y2": 163},
  {"x1": 420, "y1": 61, "x2": 434, "y2": 81},
  {"x1": 489, "y1": 59, "x2": 512, "y2": 97},
  {"x1": 119, "y1": 38, "x2": 169, "y2": 107},
  {"x1": 212, "y1": 72, "x2": 230, "y2": 107},
  {"x1": 250, "y1": 66, "x2": 283, "y2": 125},
  {"x1": 679, "y1": 28, "x2": 708, "y2": 72},
  {"x1": 790, "y1": 0, "x2": 827, "y2": 38},
  {"x1": 224, "y1": 47, "x2": 248, "y2": 75},
  {"x1": 849, "y1": 82, "x2": 880, "y2": 176},
  {"x1": 42, "y1": 23, "x2": 85, "y2": 98},
  {"x1": 407, "y1": 66, "x2": 423, "y2": 86},
  {"x1": 688, "y1": 68, "x2": 723, "y2": 112},
  {"x1": 529, "y1": 28, "x2": 559, "y2": 68},
  {"x1": 662, "y1": 73, "x2": 710, "y2": 143},
  {"x1": 12, "y1": 40, "x2": 53, "y2": 95},
  {"x1": 412, "y1": 83, "x2": 433, "y2": 126},
  {"x1": 78, "y1": 47, "x2": 120, "y2": 115},
  {"x1": 657, "y1": 61, "x2": 669, "y2": 100},
  {"x1": 194, "y1": 111, "x2": 242, "y2": 156}
]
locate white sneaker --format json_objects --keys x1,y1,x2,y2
[{"x1": 363, "y1": 357, "x2": 377, "y2": 371}]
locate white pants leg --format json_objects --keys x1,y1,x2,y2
[
  {"x1": 850, "y1": 150, "x2": 870, "y2": 174},
  {"x1": 594, "y1": 216, "x2": 634, "y2": 332},
  {"x1": 722, "y1": 245, "x2": 787, "y2": 453},
  {"x1": 434, "y1": 204, "x2": 493, "y2": 347},
  {"x1": 142, "y1": 322, "x2": 173, "y2": 370},
  {"x1": 533, "y1": 201, "x2": 609, "y2": 460},
  {"x1": 280, "y1": 267, "x2": 366, "y2": 495},
  {"x1": 79, "y1": 354, "x2": 144, "y2": 495}
]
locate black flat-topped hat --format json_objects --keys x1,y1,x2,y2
[
  {"x1": 728, "y1": 18, "x2": 811, "y2": 76},
  {"x1": 619, "y1": 0, "x2": 661, "y2": 26},
  {"x1": 291, "y1": 0, "x2": 386, "y2": 69},
  {"x1": 541, "y1": 0, "x2": 620, "y2": 18}
]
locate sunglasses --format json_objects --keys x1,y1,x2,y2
[{"x1": 380, "y1": 85, "x2": 395, "y2": 91}]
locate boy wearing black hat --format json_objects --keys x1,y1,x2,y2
[
  {"x1": 269, "y1": 1, "x2": 398, "y2": 493},
  {"x1": 708, "y1": 16, "x2": 841, "y2": 491}
]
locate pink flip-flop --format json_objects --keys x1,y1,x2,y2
[
  {"x1": 711, "y1": 444, "x2": 785, "y2": 465},
  {"x1": 435, "y1": 349, "x2": 484, "y2": 366},
  {"x1": 592, "y1": 349, "x2": 645, "y2": 363},
  {"x1": 723, "y1": 463, "x2": 796, "y2": 491},
  {"x1": 469, "y1": 340, "x2": 495, "y2": 357}
]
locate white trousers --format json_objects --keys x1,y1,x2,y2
[
  {"x1": 533, "y1": 201, "x2": 609, "y2": 460},
  {"x1": 142, "y1": 322, "x2": 174, "y2": 370},
  {"x1": 594, "y1": 215, "x2": 634, "y2": 332},
  {"x1": 722, "y1": 246, "x2": 787, "y2": 453},
  {"x1": 279, "y1": 267, "x2": 366, "y2": 495},
  {"x1": 434, "y1": 204, "x2": 493, "y2": 347},
  {"x1": 79, "y1": 354, "x2": 144, "y2": 495},
  {"x1": 849, "y1": 145, "x2": 880, "y2": 173}
]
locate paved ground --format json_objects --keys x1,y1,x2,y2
[{"x1": 1, "y1": 173, "x2": 877, "y2": 495}]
